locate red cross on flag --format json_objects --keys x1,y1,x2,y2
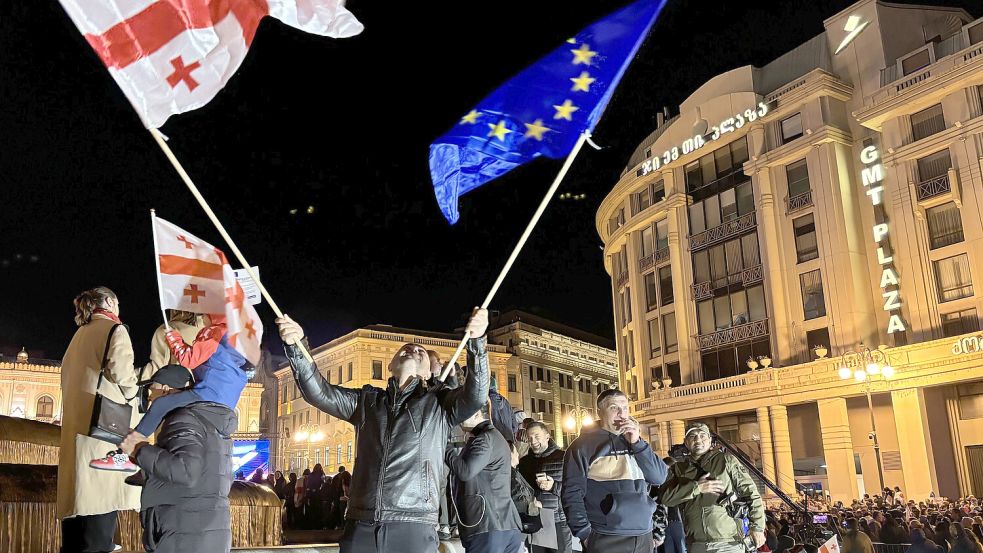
[
  {"x1": 154, "y1": 215, "x2": 263, "y2": 365},
  {"x1": 59, "y1": 0, "x2": 363, "y2": 128},
  {"x1": 819, "y1": 536, "x2": 840, "y2": 553}
]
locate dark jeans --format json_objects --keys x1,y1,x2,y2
[
  {"x1": 532, "y1": 520, "x2": 573, "y2": 553},
  {"x1": 462, "y1": 529, "x2": 523, "y2": 553},
  {"x1": 339, "y1": 520, "x2": 439, "y2": 553},
  {"x1": 61, "y1": 512, "x2": 117, "y2": 553},
  {"x1": 134, "y1": 390, "x2": 202, "y2": 437},
  {"x1": 585, "y1": 531, "x2": 654, "y2": 553},
  {"x1": 666, "y1": 521, "x2": 687, "y2": 553}
]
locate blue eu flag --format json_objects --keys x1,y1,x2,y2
[{"x1": 429, "y1": 0, "x2": 666, "y2": 224}]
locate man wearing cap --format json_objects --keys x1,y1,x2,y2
[
  {"x1": 561, "y1": 388, "x2": 668, "y2": 553},
  {"x1": 659, "y1": 423, "x2": 765, "y2": 553},
  {"x1": 119, "y1": 364, "x2": 238, "y2": 553}
]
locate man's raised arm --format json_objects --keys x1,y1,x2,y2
[
  {"x1": 277, "y1": 315, "x2": 360, "y2": 423},
  {"x1": 440, "y1": 308, "x2": 490, "y2": 426}
]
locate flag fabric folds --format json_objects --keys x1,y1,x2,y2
[
  {"x1": 819, "y1": 535, "x2": 840, "y2": 553},
  {"x1": 428, "y1": 0, "x2": 666, "y2": 224},
  {"x1": 59, "y1": 0, "x2": 363, "y2": 128},
  {"x1": 153, "y1": 215, "x2": 263, "y2": 366}
]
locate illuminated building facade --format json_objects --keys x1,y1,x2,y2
[{"x1": 598, "y1": 0, "x2": 983, "y2": 502}]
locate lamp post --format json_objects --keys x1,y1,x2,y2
[
  {"x1": 837, "y1": 343, "x2": 895, "y2": 493},
  {"x1": 294, "y1": 423, "x2": 325, "y2": 470},
  {"x1": 563, "y1": 406, "x2": 595, "y2": 436}
]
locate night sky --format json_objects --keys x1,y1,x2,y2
[{"x1": 1, "y1": 0, "x2": 975, "y2": 362}]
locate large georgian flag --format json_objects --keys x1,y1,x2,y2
[
  {"x1": 154, "y1": 215, "x2": 263, "y2": 365},
  {"x1": 59, "y1": 0, "x2": 363, "y2": 128}
]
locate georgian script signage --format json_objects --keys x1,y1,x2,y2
[
  {"x1": 953, "y1": 334, "x2": 983, "y2": 355},
  {"x1": 637, "y1": 100, "x2": 777, "y2": 177}
]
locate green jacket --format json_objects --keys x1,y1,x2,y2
[{"x1": 658, "y1": 449, "x2": 764, "y2": 543}]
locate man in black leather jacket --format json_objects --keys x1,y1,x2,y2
[
  {"x1": 518, "y1": 421, "x2": 571, "y2": 553},
  {"x1": 276, "y1": 309, "x2": 490, "y2": 553}
]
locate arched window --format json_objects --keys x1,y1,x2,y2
[{"x1": 36, "y1": 396, "x2": 54, "y2": 418}]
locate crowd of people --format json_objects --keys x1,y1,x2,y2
[{"x1": 235, "y1": 465, "x2": 353, "y2": 530}]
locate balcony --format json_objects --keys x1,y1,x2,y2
[
  {"x1": 696, "y1": 318, "x2": 769, "y2": 350},
  {"x1": 741, "y1": 264, "x2": 763, "y2": 287},
  {"x1": 616, "y1": 272, "x2": 629, "y2": 288},
  {"x1": 655, "y1": 247, "x2": 669, "y2": 265},
  {"x1": 692, "y1": 281, "x2": 712, "y2": 300},
  {"x1": 688, "y1": 212, "x2": 757, "y2": 252},
  {"x1": 639, "y1": 254, "x2": 655, "y2": 272},
  {"x1": 916, "y1": 174, "x2": 951, "y2": 202},
  {"x1": 785, "y1": 190, "x2": 813, "y2": 214}
]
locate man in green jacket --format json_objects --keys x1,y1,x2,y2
[{"x1": 659, "y1": 423, "x2": 765, "y2": 553}]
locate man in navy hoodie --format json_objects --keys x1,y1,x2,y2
[{"x1": 561, "y1": 389, "x2": 668, "y2": 553}]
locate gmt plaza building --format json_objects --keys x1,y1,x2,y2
[{"x1": 598, "y1": 0, "x2": 983, "y2": 503}]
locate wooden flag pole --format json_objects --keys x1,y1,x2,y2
[
  {"x1": 438, "y1": 131, "x2": 591, "y2": 381},
  {"x1": 148, "y1": 128, "x2": 315, "y2": 362},
  {"x1": 149, "y1": 209, "x2": 172, "y2": 332}
]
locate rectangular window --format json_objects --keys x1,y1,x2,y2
[
  {"x1": 730, "y1": 289, "x2": 749, "y2": 325},
  {"x1": 546, "y1": 370, "x2": 552, "y2": 384},
  {"x1": 786, "y1": 159, "x2": 810, "y2": 198},
  {"x1": 648, "y1": 317, "x2": 661, "y2": 358},
  {"x1": 347, "y1": 362, "x2": 353, "y2": 381},
  {"x1": 713, "y1": 295, "x2": 731, "y2": 330},
  {"x1": 372, "y1": 360, "x2": 383, "y2": 380},
  {"x1": 701, "y1": 154, "x2": 717, "y2": 187},
  {"x1": 547, "y1": 401, "x2": 553, "y2": 414},
  {"x1": 780, "y1": 113, "x2": 803, "y2": 143},
  {"x1": 735, "y1": 181, "x2": 754, "y2": 216},
  {"x1": 911, "y1": 104, "x2": 945, "y2": 141},
  {"x1": 658, "y1": 266, "x2": 674, "y2": 306},
  {"x1": 942, "y1": 309, "x2": 979, "y2": 338},
  {"x1": 698, "y1": 300, "x2": 714, "y2": 335},
  {"x1": 934, "y1": 254, "x2": 974, "y2": 302},
  {"x1": 347, "y1": 442, "x2": 353, "y2": 463},
  {"x1": 508, "y1": 374, "x2": 517, "y2": 393},
  {"x1": 634, "y1": 186, "x2": 652, "y2": 214},
  {"x1": 800, "y1": 270, "x2": 827, "y2": 320},
  {"x1": 704, "y1": 194, "x2": 721, "y2": 229},
  {"x1": 693, "y1": 250, "x2": 711, "y2": 284},
  {"x1": 725, "y1": 239, "x2": 743, "y2": 285},
  {"x1": 806, "y1": 327, "x2": 831, "y2": 353},
  {"x1": 685, "y1": 160, "x2": 704, "y2": 191},
  {"x1": 337, "y1": 366, "x2": 343, "y2": 384},
  {"x1": 747, "y1": 285, "x2": 767, "y2": 322},
  {"x1": 926, "y1": 202, "x2": 964, "y2": 249},
  {"x1": 537, "y1": 367, "x2": 544, "y2": 381},
  {"x1": 731, "y1": 136, "x2": 749, "y2": 167},
  {"x1": 644, "y1": 273, "x2": 658, "y2": 311},
  {"x1": 653, "y1": 180, "x2": 666, "y2": 203},
  {"x1": 641, "y1": 226, "x2": 655, "y2": 258},
  {"x1": 917, "y1": 149, "x2": 952, "y2": 181},
  {"x1": 901, "y1": 48, "x2": 931, "y2": 76},
  {"x1": 741, "y1": 234, "x2": 760, "y2": 268},
  {"x1": 720, "y1": 188, "x2": 738, "y2": 222},
  {"x1": 714, "y1": 143, "x2": 733, "y2": 179},
  {"x1": 666, "y1": 362, "x2": 681, "y2": 387},
  {"x1": 655, "y1": 219, "x2": 669, "y2": 252},
  {"x1": 625, "y1": 287, "x2": 633, "y2": 323},
  {"x1": 663, "y1": 312, "x2": 678, "y2": 354},
  {"x1": 689, "y1": 202, "x2": 707, "y2": 234},
  {"x1": 793, "y1": 214, "x2": 819, "y2": 263},
  {"x1": 709, "y1": 245, "x2": 727, "y2": 289},
  {"x1": 970, "y1": 21, "x2": 983, "y2": 45}
]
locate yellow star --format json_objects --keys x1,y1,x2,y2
[
  {"x1": 523, "y1": 119, "x2": 551, "y2": 141},
  {"x1": 570, "y1": 72, "x2": 596, "y2": 92},
  {"x1": 553, "y1": 99, "x2": 579, "y2": 121},
  {"x1": 460, "y1": 110, "x2": 480, "y2": 124},
  {"x1": 566, "y1": 38, "x2": 577, "y2": 44},
  {"x1": 487, "y1": 120, "x2": 513, "y2": 141},
  {"x1": 570, "y1": 43, "x2": 597, "y2": 66}
]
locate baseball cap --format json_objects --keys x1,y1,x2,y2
[
  {"x1": 684, "y1": 422, "x2": 710, "y2": 438},
  {"x1": 138, "y1": 364, "x2": 193, "y2": 389}
]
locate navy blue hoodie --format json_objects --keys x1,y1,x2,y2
[{"x1": 561, "y1": 426, "x2": 668, "y2": 540}]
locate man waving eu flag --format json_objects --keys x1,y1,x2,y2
[{"x1": 429, "y1": 0, "x2": 666, "y2": 224}]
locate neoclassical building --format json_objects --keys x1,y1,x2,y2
[{"x1": 597, "y1": 0, "x2": 983, "y2": 502}]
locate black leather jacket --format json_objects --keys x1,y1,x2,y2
[{"x1": 284, "y1": 337, "x2": 489, "y2": 525}]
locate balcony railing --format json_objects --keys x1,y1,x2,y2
[
  {"x1": 655, "y1": 247, "x2": 670, "y2": 265},
  {"x1": 639, "y1": 254, "x2": 655, "y2": 272},
  {"x1": 688, "y1": 212, "x2": 756, "y2": 251},
  {"x1": 616, "y1": 272, "x2": 629, "y2": 288},
  {"x1": 785, "y1": 190, "x2": 813, "y2": 214},
  {"x1": 696, "y1": 318, "x2": 769, "y2": 350},
  {"x1": 916, "y1": 174, "x2": 951, "y2": 201},
  {"x1": 741, "y1": 265, "x2": 763, "y2": 287},
  {"x1": 692, "y1": 281, "x2": 712, "y2": 300}
]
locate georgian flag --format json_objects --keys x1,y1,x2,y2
[
  {"x1": 59, "y1": 0, "x2": 363, "y2": 128},
  {"x1": 819, "y1": 536, "x2": 840, "y2": 553},
  {"x1": 153, "y1": 215, "x2": 263, "y2": 365}
]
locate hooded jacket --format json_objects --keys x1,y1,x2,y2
[{"x1": 135, "y1": 401, "x2": 238, "y2": 553}]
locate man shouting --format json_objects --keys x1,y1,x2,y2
[{"x1": 276, "y1": 309, "x2": 490, "y2": 553}]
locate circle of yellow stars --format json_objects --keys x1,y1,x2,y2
[{"x1": 456, "y1": 40, "x2": 599, "y2": 144}]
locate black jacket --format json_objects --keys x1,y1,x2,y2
[
  {"x1": 135, "y1": 401, "x2": 237, "y2": 553},
  {"x1": 517, "y1": 442, "x2": 566, "y2": 522},
  {"x1": 284, "y1": 337, "x2": 489, "y2": 525},
  {"x1": 445, "y1": 420, "x2": 522, "y2": 538}
]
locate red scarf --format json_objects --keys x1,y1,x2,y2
[{"x1": 93, "y1": 308, "x2": 122, "y2": 324}]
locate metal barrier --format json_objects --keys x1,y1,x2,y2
[{"x1": 872, "y1": 542, "x2": 911, "y2": 553}]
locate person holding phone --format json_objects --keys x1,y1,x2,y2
[{"x1": 518, "y1": 421, "x2": 571, "y2": 553}]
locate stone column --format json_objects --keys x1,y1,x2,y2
[
  {"x1": 552, "y1": 374, "x2": 564, "y2": 447},
  {"x1": 817, "y1": 397, "x2": 860, "y2": 503},
  {"x1": 756, "y1": 407, "x2": 777, "y2": 493},
  {"x1": 658, "y1": 421, "x2": 671, "y2": 457},
  {"x1": 891, "y1": 388, "x2": 938, "y2": 500},
  {"x1": 770, "y1": 405, "x2": 797, "y2": 495},
  {"x1": 754, "y1": 168, "x2": 793, "y2": 364}
]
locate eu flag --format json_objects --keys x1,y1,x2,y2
[{"x1": 429, "y1": 0, "x2": 666, "y2": 224}]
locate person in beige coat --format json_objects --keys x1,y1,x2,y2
[
  {"x1": 139, "y1": 310, "x2": 206, "y2": 381},
  {"x1": 58, "y1": 286, "x2": 142, "y2": 553}
]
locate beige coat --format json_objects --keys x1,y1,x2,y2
[
  {"x1": 57, "y1": 314, "x2": 142, "y2": 518},
  {"x1": 141, "y1": 319, "x2": 205, "y2": 379}
]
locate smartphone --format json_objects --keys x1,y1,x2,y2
[
  {"x1": 813, "y1": 514, "x2": 829, "y2": 524},
  {"x1": 536, "y1": 473, "x2": 548, "y2": 481}
]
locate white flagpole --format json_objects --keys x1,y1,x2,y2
[
  {"x1": 149, "y1": 209, "x2": 172, "y2": 332},
  {"x1": 147, "y1": 128, "x2": 315, "y2": 362},
  {"x1": 439, "y1": 131, "x2": 591, "y2": 381}
]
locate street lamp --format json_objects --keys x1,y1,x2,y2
[
  {"x1": 837, "y1": 342, "x2": 894, "y2": 492},
  {"x1": 294, "y1": 423, "x2": 325, "y2": 470},
  {"x1": 564, "y1": 407, "x2": 595, "y2": 435}
]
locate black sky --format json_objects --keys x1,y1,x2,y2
[{"x1": 1, "y1": 0, "x2": 975, "y2": 361}]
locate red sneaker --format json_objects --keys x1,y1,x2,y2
[{"x1": 89, "y1": 451, "x2": 138, "y2": 472}]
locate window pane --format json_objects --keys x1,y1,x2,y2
[
  {"x1": 689, "y1": 203, "x2": 706, "y2": 234},
  {"x1": 656, "y1": 219, "x2": 669, "y2": 251},
  {"x1": 635, "y1": 186, "x2": 651, "y2": 213},
  {"x1": 694, "y1": 250, "x2": 711, "y2": 283},
  {"x1": 934, "y1": 254, "x2": 974, "y2": 302},
  {"x1": 806, "y1": 327, "x2": 831, "y2": 352},
  {"x1": 725, "y1": 239, "x2": 743, "y2": 283},
  {"x1": 731, "y1": 137, "x2": 749, "y2": 166},
  {"x1": 786, "y1": 159, "x2": 810, "y2": 197},
  {"x1": 663, "y1": 313, "x2": 678, "y2": 353},
  {"x1": 659, "y1": 266, "x2": 674, "y2": 306},
  {"x1": 731, "y1": 290, "x2": 749, "y2": 326},
  {"x1": 653, "y1": 180, "x2": 666, "y2": 203},
  {"x1": 902, "y1": 49, "x2": 931, "y2": 75},
  {"x1": 926, "y1": 202, "x2": 964, "y2": 249},
  {"x1": 793, "y1": 214, "x2": 819, "y2": 263},
  {"x1": 720, "y1": 188, "x2": 738, "y2": 222},
  {"x1": 698, "y1": 300, "x2": 715, "y2": 334},
  {"x1": 686, "y1": 161, "x2": 703, "y2": 191},
  {"x1": 800, "y1": 270, "x2": 827, "y2": 319},
  {"x1": 736, "y1": 181, "x2": 754, "y2": 216},
  {"x1": 714, "y1": 145, "x2": 733, "y2": 178},
  {"x1": 911, "y1": 104, "x2": 945, "y2": 141},
  {"x1": 714, "y1": 295, "x2": 731, "y2": 330},
  {"x1": 648, "y1": 318, "x2": 661, "y2": 357},
  {"x1": 644, "y1": 273, "x2": 658, "y2": 311},
  {"x1": 705, "y1": 194, "x2": 721, "y2": 229},
  {"x1": 917, "y1": 149, "x2": 952, "y2": 181},
  {"x1": 781, "y1": 113, "x2": 803, "y2": 142},
  {"x1": 641, "y1": 227, "x2": 655, "y2": 257},
  {"x1": 748, "y1": 285, "x2": 767, "y2": 321},
  {"x1": 942, "y1": 309, "x2": 979, "y2": 338},
  {"x1": 709, "y1": 245, "x2": 727, "y2": 288},
  {"x1": 701, "y1": 154, "x2": 716, "y2": 187},
  {"x1": 625, "y1": 287, "x2": 632, "y2": 322},
  {"x1": 741, "y1": 234, "x2": 760, "y2": 267}
]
